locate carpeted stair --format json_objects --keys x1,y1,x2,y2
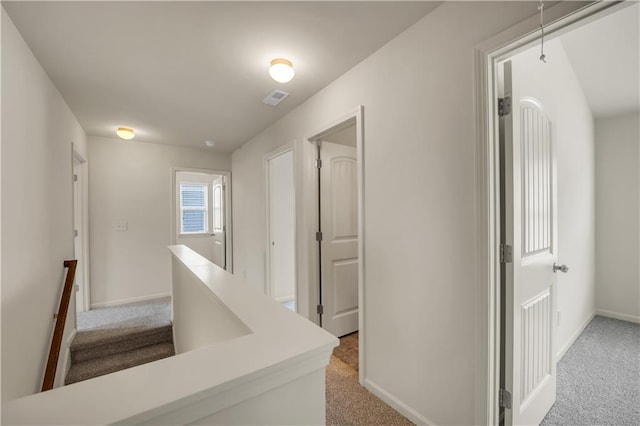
[{"x1": 66, "y1": 299, "x2": 175, "y2": 385}]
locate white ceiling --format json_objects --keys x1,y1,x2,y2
[
  {"x1": 3, "y1": 1, "x2": 440, "y2": 152},
  {"x1": 560, "y1": 2, "x2": 639, "y2": 118}
]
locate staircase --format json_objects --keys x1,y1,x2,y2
[{"x1": 66, "y1": 299, "x2": 174, "y2": 385}]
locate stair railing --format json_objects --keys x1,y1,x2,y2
[{"x1": 41, "y1": 259, "x2": 77, "y2": 392}]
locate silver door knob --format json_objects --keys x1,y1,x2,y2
[{"x1": 553, "y1": 263, "x2": 569, "y2": 273}]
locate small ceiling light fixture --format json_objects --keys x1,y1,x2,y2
[
  {"x1": 205, "y1": 140, "x2": 216, "y2": 148},
  {"x1": 269, "y1": 58, "x2": 295, "y2": 83},
  {"x1": 116, "y1": 127, "x2": 135, "y2": 140}
]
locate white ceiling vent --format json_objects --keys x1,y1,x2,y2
[{"x1": 262, "y1": 89, "x2": 289, "y2": 106}]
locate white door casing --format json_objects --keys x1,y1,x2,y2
[
  {"x1": 320, "y1": 141, "x2": 358, "y2": 337},
  {"x1": 503, "y1": 60, "x2": 558, "y2": 426},
  {"x1": 475, "y1": 3, "x2": 624, "y2": 424},
  {"x1": 306, "y1": 106, "x2": 364, "y2": 382},
  {"x1": 73, "y1": 155, "x2": 88, "y2": 313}
]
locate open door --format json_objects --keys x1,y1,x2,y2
[
  {"x1": 211, "y1": 177, "x2": 226, "y2": 269},
  {"x1": 319, "y1": 140, "x2": 358, "y2": 337},
  {"x1": 501, "y1": 60, "x2": 558, "y2": 425}
]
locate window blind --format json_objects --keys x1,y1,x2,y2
[{"x1": 180, "y1": 184, "x2": 208, "y2": 233}]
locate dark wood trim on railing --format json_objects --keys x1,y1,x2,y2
[{"x1": 41, "y1": 259, "x2": 77, "y2": 392}]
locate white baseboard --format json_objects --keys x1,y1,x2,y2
[
  {"x1": 596, "y1": 309, "x2": 640, "y2": 324},
  {"x1": 91, "y1": 292, "x2": 171, "y2": 309},
  {"x1": 66, "y1": 328, "x2": 78, "y2": 347},
  {"x1": 556, "y1": 312, "x2": 595, "y2": 362},
  {"x1": 64, "y1": 329, "x2": 77, "y2": 379},
  {"x1": 54, "y1": 328, "x2": 77, "y2": 389},
  {"x1": 364, "y1": 378, "x2": 437, "y2": 426}
]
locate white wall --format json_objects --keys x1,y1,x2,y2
[
  {"x1": 595, "y1": 112, "x2": 640, "y2": 323},
  {"x1": 231, "y1": 3, "x2": 579, "y2": 424},
  {"x1": 89, "y1": 136, "x2": 230, "y2": 307},
  {"x1": 510, "y1": 39, "x2": 597, "y2": 359},
  {"x1": 1, "y1": 8, "x2": 87, "y2": 401},
  {"x1": 171, "y1": 251, "x2": 250, "y2": 354}
]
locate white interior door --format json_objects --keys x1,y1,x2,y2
[
  {"x1": 211, "y1": 177, "x2": 226, "y2": 269},
  {"x1": 267, "y1": 150, "x2": 296, "y2": 305},
  {"x1": 503, "y1": 60, "x2": 558, "y2": 425},
  {"x1": 320, "y1": 141, "x2": 358, "y2": 337}
]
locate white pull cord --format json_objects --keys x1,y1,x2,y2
[{"x1": 538, "y1": 0, "x2": 547, "y2": 63}]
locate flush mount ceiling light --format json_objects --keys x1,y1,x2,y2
[
  {"x1": 269, "y1": 58, "x2": 295, "y2": 83},
  {"x1": 205, "y1": 140, "x2": 216, "y2": 148},
  {"x1": 116, "y1": 127, "x2": 135, "y2": 140}
]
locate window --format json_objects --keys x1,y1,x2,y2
[{"x1": 180, "y1": 183, "x2": 208, "y2": 234}]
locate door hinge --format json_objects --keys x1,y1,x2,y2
[
  {"x1": 73, "y1": 174, "x2": 78, "y2": 182},
  {"x1": 498, "y1": 96, "x2": 511, "y2": 117},
  {"x1": 317, "y1": 304, "x2": 324, "y2": 315},
  {"x1": 499, "y1": 389, "x2": 512, "y2": 409},
  {"x1": 74, "y1": 229, "x2": 79, "y2": 237},
  {"x1": 316, "y1": 231, "x2": 323, "y2": 242},
  {"x1": 316, "y1": 159, "x2": 322, "y2": 169},
  {"x1": 500, "y1": 243, "x2": 513, "y2": 263}
]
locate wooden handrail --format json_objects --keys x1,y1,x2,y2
[{"x1": 41, "y1": 259, "x2": 77, "y2": 392}]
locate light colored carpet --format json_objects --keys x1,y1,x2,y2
[
  {"x1": 326, "y1": 334, "x2": 413, "y2": 426},
  {"x1": 67, "y1": 298, "x2": 174, "y2": 385},
  {"x1": 74, "y1": 297, "x2": 172, "y2": 348},
  {"x1": 541, "y1": 316, "x2": 640, "y2": 426},
  {"x1": 77, "y1": 297, "x2": 171, "y2": 331},
  {"x1": 66, "y1": 342, "x2": 174, "y2": 384},
  {"x1": 333, "y1": 332, "x2": 359, "y2": 372}
]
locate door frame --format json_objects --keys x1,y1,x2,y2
[
  {"x1": 264, "y1": 142, "x2": 298, "y2": 307},
  {"x1": 305, "y1": 105, "x2": 365, "y2": 384},
  {"x1": 474, "y1": 1, "x2": 629, "y2": 424},
  {"x1": 170, "y1": 167, "x2": 233, "y2": 272},
  {"x1": 72, "y1": 145, "x2": 90, "y2": 312}
]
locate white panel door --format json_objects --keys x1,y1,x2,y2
[
  {"x1": 503, "y1": 60, "x2": 558, "y2": 426},
  {"x1": 211, "y1": 177, "x2": 226, "y2": 269},
  {"x1": 320, "y1": 141, "x2": 358, "y2": 337},
  {"x1": 268, "y1": 150, "x2": 296, "y2": 303}
]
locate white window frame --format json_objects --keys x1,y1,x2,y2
[{"x1": 179, "y1": 183, "x2": 209, "y2": 235}]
